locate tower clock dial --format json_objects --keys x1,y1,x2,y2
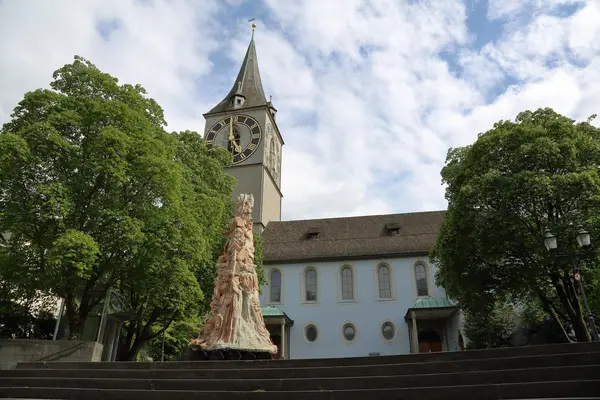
[{"x1": 205, "y1": 115, "x2": 262, "y2": 165}]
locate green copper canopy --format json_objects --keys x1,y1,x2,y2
[
  {"x1": 260, "y1": 306, "x2": 286, "y2": 317},
  {"x1": 412, "y1": 297, "x2": 457, "y2": 309},
  {"x1": 206, "y1": 36, "x2": 268, "y2": 115}
]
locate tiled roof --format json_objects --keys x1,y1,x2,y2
[{"x1": 262, "y1": 210, "x2": 445, "y2": 263}]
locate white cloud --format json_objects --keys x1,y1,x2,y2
[
  {"x1": 487, "y1": 0, "x2": 584, "y2": 20},
  {"x1": 1, "y1": 0, "x2": 600, "y2": 222},
  {"x1": 0, "y1": 0, "x2": 221, "y2": 133}
]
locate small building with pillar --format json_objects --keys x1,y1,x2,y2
[{"x1": 258, "y1": 211, "x2": 465, "y2": 359}]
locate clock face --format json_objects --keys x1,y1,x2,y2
[{"x1": 205, "y1": 115, "x2": 262, "y2": 164}]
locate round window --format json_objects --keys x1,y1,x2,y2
[
  {"x1": 342, "y1": 323, "x2": 356, "y2": 341},
  {"x1": 305, "y1": 325, "x2": 318, "y2": 342},
  {"x1": 382, "y1": 322, "x2": 395, "y2": 340}
]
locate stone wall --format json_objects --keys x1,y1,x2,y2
[{"x1": 0, "y1": 339, "x2": 103, "y2": 369}]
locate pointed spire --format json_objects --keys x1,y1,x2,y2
[{"x1": 206, "y1": 24, "x2": 268, "y2": 115}]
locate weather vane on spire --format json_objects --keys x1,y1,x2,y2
[{"x1": 248, "y1": 17, "x2": 257, "y2": 37}]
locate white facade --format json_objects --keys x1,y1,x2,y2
[{"x1": 259, "y1": 256, "x2": 462, "y2": 359}]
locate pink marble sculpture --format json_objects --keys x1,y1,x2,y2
[{"x1": 190, "y1": 194, "x2": 277, "y2": 355}]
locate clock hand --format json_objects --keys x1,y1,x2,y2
[
  {"x1": 227, "y1": 117, "x2": 242, "y2": 153},
  {"x1": 228, "y1": 116, "x2": 235, "y2": 141}
]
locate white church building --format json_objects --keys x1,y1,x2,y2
[
  {"x1": 258, "y1": 212, "x2": 463, "y2": 360},
  {"x1": 203, "y1": 27, "x2": 464, "y2": 360}
]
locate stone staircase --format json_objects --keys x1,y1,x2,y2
[{"x1": 0, "y1": 342, "x2": 599, "y2": 399}]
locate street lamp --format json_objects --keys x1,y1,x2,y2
[{"x1": 544, "y1": 229, "x2": 599, "y2": 342}]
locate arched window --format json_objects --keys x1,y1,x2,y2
[
  {"x1": 341, "y1": 266, "x2": 354, "y2": 300},
  {"x1": 270, "y1": 269, "x2": 281, "y2": 303},
  {"x1": 377, "y1": 264, "x2": 392, "y2": 299},
  {"x1": 415, "y1": 262, "x2": 428, "y2": 296},
  {"x1": 305, "y1": 268, "x2": 317, "y2": 301}
]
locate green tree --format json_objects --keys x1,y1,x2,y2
[
  {"x1": 116, "y1": 131, "x2": 235, "y2": 360},
  {"x1": 137, "y1": 230, "x2": 267, "y2": 361},
  {"x1": 432, "y1": 108, "x2": 600, "y2": 342},
  {"x1": 0, "y1": 56, "x2": 234, "y2": 347},
  {"x1": 462, "y1": 300, "x2": 519, "y2": 349}
]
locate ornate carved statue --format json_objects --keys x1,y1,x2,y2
[{"x1": 186, "y1": 194, "x2": 277, "y2": 360}]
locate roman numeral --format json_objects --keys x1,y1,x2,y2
[
  {"x1": 252, "y1": 133, "x2": 260, "y2": 139},
  {"x1": 247, "y1": 143, "x2": 257, "y2": 151}
]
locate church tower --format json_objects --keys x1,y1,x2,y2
[{"x1": 203, "y1": 26, "x2": 283, "y2": 233}]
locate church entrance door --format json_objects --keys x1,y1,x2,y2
[
  {"x1": 418, "y1": 330, "x2": 442, "y2": 353},
  {"x1": 270, "y1": 333, "x2": 282, "y2": 359}
]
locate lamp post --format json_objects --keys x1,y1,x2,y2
[{"x1": 544, "y1": 229, "x2": 599, "y2": 342}]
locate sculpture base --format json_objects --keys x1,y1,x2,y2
[{"x1": 181, "y1": 346, "x2": 273, "y2": 361}]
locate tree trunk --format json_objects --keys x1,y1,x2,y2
[
  {"x1": 116, "y1": 321, "x2": 136, "y2": 361},
  {"x1": 64, "y1": 294, "x2": 84, "y2": 340},
  {"x1": 550, "y1": 275, "x2": 591, "y2": 342},
  {"x1": 115, "y1": 310, "x2": 176, "y2": 361},
  {"x1": 537, "y1": 292, "x2": 572, "y2": 343}
]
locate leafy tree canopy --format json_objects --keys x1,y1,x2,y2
[
  {"x1": 0, "y1": 56, "x2": 236, "y2": 356},
  {"x1": 462, "y1": 299, "x2": 519, "y2": 349},
  {"x1": 432, "y1": 108, "x2": 600, "y2": 342}
]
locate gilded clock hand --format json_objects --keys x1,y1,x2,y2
[{"x1": 228, "y1": 116, "x2": 242, "y2": 153}]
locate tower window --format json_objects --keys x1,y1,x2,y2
[{"x1": 236, "y1": 98, "x2": 241, "y2": 105}]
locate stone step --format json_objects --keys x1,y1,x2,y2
[
  {"x1": 4, "y1": 352, "x2": 599, "y2": 380},
  {"x1": 0, "y1": 365, "x2": 597, "y2": 392},
  {"x1": 0, "y1": 380, "x2": 599, "y2": 400},
  {"x1": 16, "y1": 342, "x2": 600, "y2": 370}
]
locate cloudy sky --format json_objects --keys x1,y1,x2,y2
[{"x1": 1, "y1": 0, "x2": 599, "y2": 221}]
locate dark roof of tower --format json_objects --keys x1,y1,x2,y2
[
  {"x1": 206, "y1": 35, "x2": 268, "y2": 115},
  {"x1": 262, "y1": 210, "x2": 446, "y2": 264}
]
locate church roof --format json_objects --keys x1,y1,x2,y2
[
  {"x1": 262, "y1": 210, "x2": 446, "y2": 264},
  {"x1": 205, "y1": 34, "x2": 269, "y2": 115}
]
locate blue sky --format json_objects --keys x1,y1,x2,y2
[{"x1": 1, "y1": 0, "x2": 599, "y2": 221}]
